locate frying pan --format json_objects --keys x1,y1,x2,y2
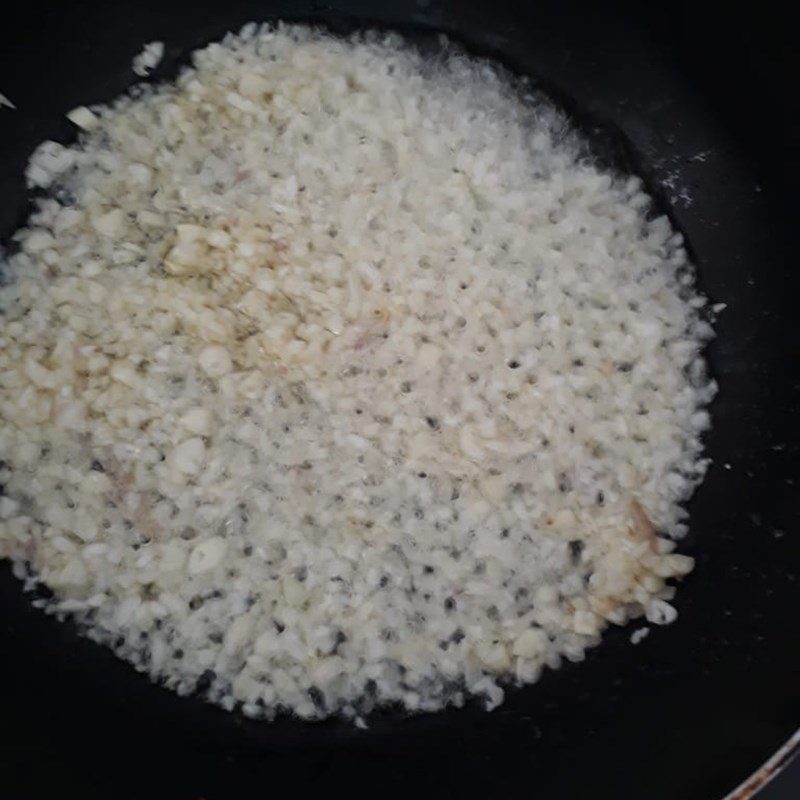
[{"x1": 1, "y1": 1, "x2": 797, "y2": 798}]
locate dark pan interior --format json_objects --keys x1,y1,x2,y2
[{"x1": 1, "y1": 2, "x2": 797, "y2": 798}]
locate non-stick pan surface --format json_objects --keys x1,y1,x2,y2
[{"x1": 1, "y1": 2, "x2": 797, "y2": 798}]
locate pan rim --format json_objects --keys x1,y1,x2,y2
[{"x1": 722, "y1": 729, "x2": 800, "y2": 800}]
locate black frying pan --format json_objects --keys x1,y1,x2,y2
[{"x1": 1, "y1": 2, "x2": 797, "y2": 798}]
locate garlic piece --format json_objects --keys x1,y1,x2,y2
[
  {"x1": 66, "y1": 105, "x2": 99, "y2": 130},
  {"x1": 197, "y1": 345, "x2": 232, "y2": 378},
  {"x1": 512, "y1": 628, "x2": 548, "y2": 659},
  {"x1": 179, "y1": 407, "x2": 212, "y2": 436},
  {"x1": 188, "y1": 537, "x2": 227, "y2": 575},
  {"x1": 573, "y1": 610, "x2": 601, "y2": 636},
  {"x1": 92, "y1": 209, "x2": 125, "y2": 238},
  {"x1": 170, "y1": 437, "x2": 205, "y2": 475},
  {"x1": 475, "y1": 640, "x2": 511, "y2": 672}
]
